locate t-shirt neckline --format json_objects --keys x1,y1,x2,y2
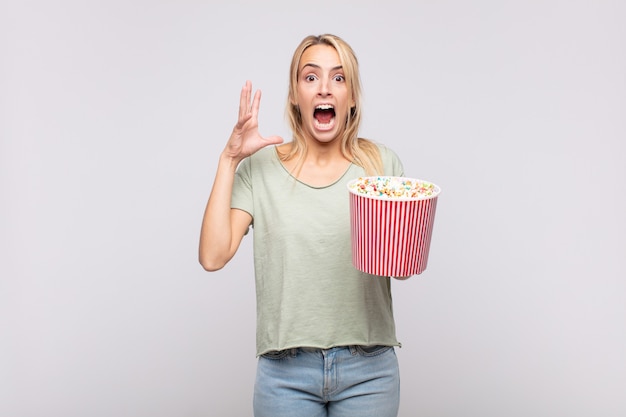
[{"x1": 272, "y1": 146, "x2": 356, "y2": 190}]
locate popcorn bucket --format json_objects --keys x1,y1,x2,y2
[{"x1": 347, "y1": 176, "x2": 441, "y2": 277}]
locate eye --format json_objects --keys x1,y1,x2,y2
[
  {"x1": 305, "y1": 74, "x2": 317, "y2": 82},
  {"x1": 333, "y1": 74, "x2": 345, "y2": 82}
]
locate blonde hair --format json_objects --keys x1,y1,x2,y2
[{"x1": 282, "y1": 34, "x2": 382, "y2": 175}]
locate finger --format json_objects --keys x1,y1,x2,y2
[
  {"x1": 250, "y1": 89, "x2": 262, "y2": 119},
  {"x1": 238, "y1": 81, "x2": 252, "y2": 122},
  {"x1": 238, "y1": 84, "x2": 246, "y2": 121}
]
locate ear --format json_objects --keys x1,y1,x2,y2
[{"x1": 289, "y1": 91, "x2": 298, "y2": 106}]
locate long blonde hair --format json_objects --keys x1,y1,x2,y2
[{"x1": 282, "y1": 34, "x2": 383, "y2": 175}]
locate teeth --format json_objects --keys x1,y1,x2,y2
[{"x1": 316, "y1": 104, "x2": 334, "y2": 110}]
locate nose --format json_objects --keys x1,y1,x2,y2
[{"x1": 318, "y1": 77, "x2": 331, "y2": 97}]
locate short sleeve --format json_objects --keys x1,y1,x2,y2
[{"x1": 231, "y1": 157, "x2": 254, "y2": 219}]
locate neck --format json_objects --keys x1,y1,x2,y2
[{"x1": 277, "y1": 139, "x2": 352, "y2": 187}]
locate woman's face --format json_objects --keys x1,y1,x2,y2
[{"x1": 294, "y1": 44, "x2": 354, "y2": 145}]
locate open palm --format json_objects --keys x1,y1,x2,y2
[{"x1": 224, "y1": 81, "x2": 283, "y2": 161}]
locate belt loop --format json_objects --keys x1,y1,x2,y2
[
  {"x1": 349, "y1": 345, "x2": 358, "y2": 355},
  {"x1": 290, "y1": 348, "x2": 298, "y2": 358}
]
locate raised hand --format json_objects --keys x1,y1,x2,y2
[{"x1": 223, "y1": 81, "x2": 283, "y2": 161}]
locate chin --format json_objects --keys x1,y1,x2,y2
[
  {"x1": 309, "y1": 127, "x2": 342, "y2": 143},
  {"x1": 312, "y1": 135, "x2": 340, "y2": 145}
]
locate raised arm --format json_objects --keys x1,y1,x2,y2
[{"x1": 199, "y1": 81, "x2": 283, "y2": 271}]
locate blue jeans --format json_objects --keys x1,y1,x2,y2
[{"x1": 253, "y1": 345, "x2": 400, "y2": 417}]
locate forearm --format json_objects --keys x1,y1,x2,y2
[
  {"x1": 199, "y1": 81, "x2": 281, "y2": 271},
  {"x1": 198, "y1": 152, "x2": 242, "y2": 271}
]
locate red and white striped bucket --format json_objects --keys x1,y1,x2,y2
[{"x1": 347, "y1": 177, "x2": 440, "y2": 278}]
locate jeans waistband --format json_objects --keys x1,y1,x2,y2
[{"x1": 272, "y1": 345, "x2": 390, "y2": 358}]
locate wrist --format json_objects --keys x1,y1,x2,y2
[{"x1": 219, "y1": 151, "x2": 243, "y2": 171}]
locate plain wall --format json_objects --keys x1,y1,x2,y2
[{"x1": 1, "y1": 1, "x2": 625, "y2": 416}]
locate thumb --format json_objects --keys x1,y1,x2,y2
[{"x1": 265, "y1": 135, "x2": 284, "y2": 145}]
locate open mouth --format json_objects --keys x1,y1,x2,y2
[{"x1": 313, "y1": 104, "x2": 335, "y2": 128}]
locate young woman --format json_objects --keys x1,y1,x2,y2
[{"x1": 199, "y1": 34, "x2": 405, "y2": 417}]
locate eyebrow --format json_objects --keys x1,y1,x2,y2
[{"x1": 301, "y1": 63, "x2": 343, "y2": 71}]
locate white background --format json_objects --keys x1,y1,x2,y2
[{"x1": 1, "y1": 1, "x2": 625, "y2": 416}]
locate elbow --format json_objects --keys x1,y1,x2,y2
[
  {"x1": 199, "y1": 238, "x2": 237, "y2": 272},
  {"x1": 199, "y1": 258, "x2": 225, "y2": 272},
  {"x1": 199, "y1": 252, "x2": 229, "y2": 272}
]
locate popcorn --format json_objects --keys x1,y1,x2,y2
[{"x1": 348, "y1": 176, "x2": 437, "y2": 199}]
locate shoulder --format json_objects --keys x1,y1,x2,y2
[
  {"x1": 250, "y1": 145, "x2": 277, "y2": 162},
  {"x1": 360, "y1": 139, "x2": 404, "y2": 176},
  {"x1": 235, "y1": 147, "x2": 279, "y2": 185},
  {"x1": 374, "y1": 142, "x2": 400, "y2": 161},
  {"x1": 378, "y1": 144, "x2": 404, "y2": 176},
  {"x1": 239, "y1": 146, "x2": 277, "y2": 170},
  {"x1": 357, "y1": 138, "x2": 399, "y2": 159}
]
